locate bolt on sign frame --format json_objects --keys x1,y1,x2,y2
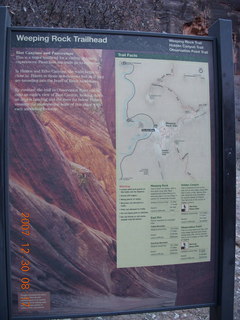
[{"x1": 0, "y1": 6, "x2": 235, "y2": 320}]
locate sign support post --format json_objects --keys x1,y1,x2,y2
[
  {"x1": 209, "y1": 19, "x2": 236, "y2": 320},
  {"x1": 0, "y1": 6, "x2": 11, "y2": 320}
]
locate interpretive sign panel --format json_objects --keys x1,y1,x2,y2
[{"x1": 7, "y1": 29, "x2": 217, "y2": 319}]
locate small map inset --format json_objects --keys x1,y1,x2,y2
[{"x1": 116, "y1": 55, "x2": 211, "y2": 183}]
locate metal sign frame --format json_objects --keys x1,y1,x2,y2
[{"x1": 0, "y1": 6, "x2": 235, "y2": 320}]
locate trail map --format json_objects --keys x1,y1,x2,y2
[{"x1": 116, "y1": 55, "x2": 211, "y2": 183}]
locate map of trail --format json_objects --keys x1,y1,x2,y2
[{"x1": 115, "y1": 55, "x2": 211, "y2": 183}]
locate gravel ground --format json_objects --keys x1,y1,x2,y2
[{"x1": 54, "y1": 171, "x2": 240, "y2": 320}]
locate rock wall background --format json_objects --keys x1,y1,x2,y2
[{"x1": 1, "y1": 0, "x2": 240, "y2": 73}]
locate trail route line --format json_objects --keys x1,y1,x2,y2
[{"x1": 115, "y1": 57, "x2": 211, "y2": 183}]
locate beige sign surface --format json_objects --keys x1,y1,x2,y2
[{"x1": 116, "y1": 54, "x2": 211, "y2": 268}]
